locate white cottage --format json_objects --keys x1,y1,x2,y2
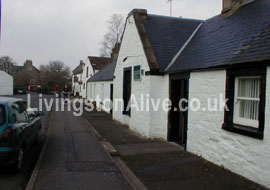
[
  {"x1": 0, "y1": 71, "x2": 14, "y2": 96},
  {"x1": 72, "y1": 61, "x2": 84, "y2": 96},
  {"x1": 72, "y1": 57, "x2": 111, "y2": 98},
  {"x1": 165, "y1": 0, "x2": 270, "y2": 187},
  {"x1": 113, "y1": 9, "x2": 201, "y2": 139},
  {"x1": 113, "y1": 0, "x2": 270, "y2": 187}
]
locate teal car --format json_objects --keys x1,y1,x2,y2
[{"x1": 0, "y1": 97, "x2": 44, "y2": 172}]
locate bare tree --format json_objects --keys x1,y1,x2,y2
[
  {"x1": 40, "y1": 61, "x2": 71, "y2": 91},
  {"x1": 0, "y1": 56, "x2": 16, "y2": 74},
  {"x1": 0, "y1": 56, "x2": 15, "y2": 65},
  {"x1": 99, "y1": 13, "x2": 125, "y2": 57}
]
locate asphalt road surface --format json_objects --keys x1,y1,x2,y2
[
  {"x1": 0, "y1": 94, "x2": 53, "y2": 190},
  {"x1": 32, "y1": 106, "x2": 132, "y2": 190}
]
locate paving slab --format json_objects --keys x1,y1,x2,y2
[
  {"x1": 101, "y1": 141, "x2": 119, "y2": 156},
  {"x1": 83, "y1": 110, "x2": 154, "y2": 145},
  {"x1": 115, "y1": 142, "x2": 184, "y2": 156}
]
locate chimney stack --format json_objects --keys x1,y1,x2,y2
[
  {"x1": 24, "y1": 60, "x2": 33, "y2": 66},
  {"x1": 222, "y1": 0, "x2": 255, "y2": 18},
  {"x1": 111, "y1": 43, "x2": 121, "y2": 61}
]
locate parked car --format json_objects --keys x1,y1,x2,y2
[{"x1": 0, "y1": 97, "x2": 44, "y2": 172}]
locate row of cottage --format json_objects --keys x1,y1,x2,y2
[{"x1": 72, "y1": 0, "x2": 270, "y2": 188}]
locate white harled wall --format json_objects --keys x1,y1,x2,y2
[
  {"x1": 149, "y1": 75, "x2": 169, "y2": 139},
  {"x1": 87, "y1": 81, "x2": 112, "y2": 113},
  {"x1": 81, "y1": 59, "x2": 95, "y2": 99},
  {"x1": 113, "y1": 15, "x2": 169, "y2": 139},
  {"x1": 187, "y1": 69, "x2": 270, "y2": 188},
  {"x1": 0, "y1": 71, "x2": 13, "y2": 96}
]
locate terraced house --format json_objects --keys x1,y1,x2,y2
[{"x1": 111, "y1": 0, "x2": 270, "y2": 187}]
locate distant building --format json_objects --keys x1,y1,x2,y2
[
  {"x1": 72, "y1": 61, "x2": 84, "y2": 96},
  {"x1": 13, "y1": 60, "x2": 41, "y2": 90}
]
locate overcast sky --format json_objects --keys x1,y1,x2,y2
[{"x1": 0, "y1": 0, "x2": 222, "y2": 70}]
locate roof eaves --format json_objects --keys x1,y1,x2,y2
[{"x1": 132, "y1": 10, "x2": 159, "y2": 72}]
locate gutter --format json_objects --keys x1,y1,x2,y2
[{"x1": 164, "y1": 22, "x2": 203, "y2": 72}]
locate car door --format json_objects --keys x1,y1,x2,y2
[
  {"x1": 19, "y1": 101, "x2": 40, "y2": 145},
  {"x1": 11, "y1": 102, "x2": 31, "y2": 148},
  {"x1": 25, "y1": 107, "x2": 40, "y2": 143}
]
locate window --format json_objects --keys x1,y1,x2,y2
[
  {"x1": 30, "y1": 79, "x2": 35, "y2": 84},
  {"x1": 86, "y1": 67, "x2": 89, "y2": 78},
  {"x1": 83, "y1": 83, "x2": 85, "y2": 90},
  {"x1": 234, "y1": 77, "x2": 260, "y2": 128},
  {"x1": 11, "y1": 103, "x2": 28, "y2": 123},
  {"x1": 134, "y1": 65, "x2": 141, "y2": 81},
  {"x1": 223, "y1": 67, "x2": 266, "y2": 139},
  {"x1": 0, "y1": 105, "x2": 5, "y2": 126}
]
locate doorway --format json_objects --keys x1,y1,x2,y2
[
  {"x1": 123, "y1": 67, "x2": 132, "y2": 116},
  {"x1": 169, "y1": 78, "x2": 189, "y2": 148}
]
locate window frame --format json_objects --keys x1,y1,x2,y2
[
  {"x1": 222, "y1": 66, "x2": 266, "y2": 140},
  {"x1": 233, "y1": 76, "x2": 261, "y2": 128}
]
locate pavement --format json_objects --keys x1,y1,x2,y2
[
  {"x1": 31, "y1": 109, "x2": 132, "y2": 190},
  {"x1": 83, "y1": 109, "x2": 268, "y2": 190}
]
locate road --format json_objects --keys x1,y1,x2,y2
[{"x1": 0, "y1": 94, "x2": 53, "y2": 190}]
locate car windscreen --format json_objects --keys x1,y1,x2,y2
[{"x1": 0, "y1": 105, "x2": 6, "y2": 126}]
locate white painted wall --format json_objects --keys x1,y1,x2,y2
[
  {"x1": 81, "y1": 59, "x2": 95, "y2": 98},
  {"x1": 149, "y1": 75, "x2": 169, "y2": 139},
  {"x1": 87, "y1": 81, "x2": 112, "y2": 113},
  {"x1": 113, "y1": 14, "x2": 169, "y2": 139},
  {"x1": 113, "y1": 14, "x2": 151, "y2": 137},
  {"x1": 187, "y1": 69, "x2": 270, "y2": 188},
  {"x1": 0, "y1": 71, "x2": 13, "y2": 96}
]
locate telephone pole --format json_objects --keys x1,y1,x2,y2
[{"x1": 167, "y1": 0, "x2": 173, "y2": 16}]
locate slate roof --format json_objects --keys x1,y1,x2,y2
[
  {"x1": 143, "y1": 15, "x2": 202, "y2": 72},
  {"x1": 73, "y1": 65, "x2": 83, "y2": 75},
  {"x1": 88, "y1": 56, "x2": 112, "y2": 71},
  {"x1": 88, "y1": 61, "x2": 116, "y2": 82},
  {"x1": 168, "y1": 0, "x2": 270, "y2": 73}
]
